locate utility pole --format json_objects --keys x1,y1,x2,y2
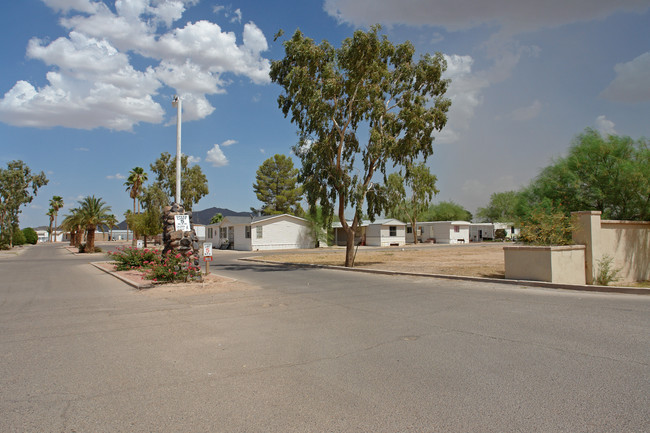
[{"x1": 172, "y1": 95, "x2": 182, "y2": 204}]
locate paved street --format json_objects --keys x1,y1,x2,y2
[{"x1": 1, "y1": 243, "x2": 649, "y2": 432}]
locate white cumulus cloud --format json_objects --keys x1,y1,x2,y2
[
  {"x1": 206, "y1": 143, "x2": 229, "y2": 167},
  {"x1": 0, "y1": 0, "x2": 270, "y2": 131},
  {"x1": 186, "y1": 154, "x2": 201, "y2": 164},
  {"x1": 436, "y1": 54, "x2": 489, "y2": 144},
  {"x1": 595, "y1": 115, "x2": 617, "y2": 136},
  {"x1": 107, "y1": 173, "x2": 126, "y2": 180},
  {"x1": 600, "y1": 52, "x2": 650, "y2": 103}
]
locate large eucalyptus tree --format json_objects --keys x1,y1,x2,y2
[{"x1": 271, "y1": 26, "x2": 451, "y2": 266}]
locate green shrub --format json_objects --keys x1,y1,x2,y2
[
  {"x1": 12, "y1": 228, "x2": 26, "y2": 246},
  {"x1": 519, "y1": 207, "x2": 574, "y2": 246},
  {"x1": 494, "y1": 229, "x2": 507, "y2": 240},
  {"x1": 22, "y1": 227, "x2": 38, "y2": 245},
  {"x1": 595, "y1": 254, "x2": 622, "y2": 286},
  {"x1": 146, "y1": 251, "x2": 201, "y2": 283},
  {"x1": 108, "y1": 246, "x2": 161, "y2": 271}
]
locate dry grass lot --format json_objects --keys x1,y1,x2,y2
[{"x1": 263, "y1": 243, "x2": 507, "y2": 279}]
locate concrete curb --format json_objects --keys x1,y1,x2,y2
[
  {"x1": 240, "y1": 258, "x2": 650, "y2": 296},
  {"x1": 91, "y1": 261, "x2": 153, "y2": 289}
]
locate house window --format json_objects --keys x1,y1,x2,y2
[
  {"x1": 389, "y1": 226, "x2": 397, "y2": 237},
  {"x1": 245, "y1": 225, "x2": 251, "y2": 239},
  {"x1": 256, "y1": 226, "x2": 263, "y2": 239},
  {"x1": 220, "y1": 227, "x2": 227, "y2": 239},
  {"x1": 511, "y1": 226, "x2": 515, "y2": 234},
  {"x1": 207, "y1": 228, "x2": 213, "y2": 239},
  {"x1": 407, "y1": 226, "x2": 412, "y2": 234},
  {"x1": 454, "y1": 226, "x2": 460, "y2": 233}
]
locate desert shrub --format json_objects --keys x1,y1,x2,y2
[
  {"x1": 108, "y1": 246, "x2": 161, "y2": 271},
  {"x1": 22, "y1": 227, "x2": 38, "y2": 245},
  {"x1": 494, "y1": 229, "x2": 507, "y2": 240},
  {"x1": 77, "y1": 243, "x2": 101, "y2": 253},
  {"x1": 518, "y1": 207, "x2": 574, "y2": 246},
  {"x1": 595, "y1": 254, "x2": 622, "y2": 286},
  {"x1": 145, "y1": 251, "x2": 201, "y2": 283}
]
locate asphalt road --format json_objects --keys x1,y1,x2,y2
[{"x1": 1, "y1": 243, "x2": 648, "y2": 432}]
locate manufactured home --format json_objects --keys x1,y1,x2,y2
[
  {"x1": 413, "y1": 221, "x2": 471, "y2": 244},
  {"x1": 469, "y1": 223, "x2": 519, "y2": 242},
  {"x1": 332, "y1": 219, "x2": 406, "y2": 247},
  {"x1": 205, "y1": 214, "x2": 315, "y2": 251}
]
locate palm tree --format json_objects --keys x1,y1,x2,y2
[
  {"x1": 78, "y1": 196, "x2": 112, "y2": 253},
  {"x1": 124, "y1": 167, "x2": 148, "y2": 215},
  {"x1": 61, "y1": 208, "x2": 83, "y2": 247},
  {"x1": 46, "y1": 208, "x2": 55, "y2": 242},
  {"x1": 49, "y1": 195, "x2": 64, "y2": 242},
  {"x1": 105, "y1": 214, "x2": 118, "y2": 241}
]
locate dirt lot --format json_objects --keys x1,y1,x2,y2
[{"x1": 261, "y1": 243, "x2": 507, "y2": 278}]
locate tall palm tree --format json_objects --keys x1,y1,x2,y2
[
  {"x1": 49, "y1": 195, "x2": 64, "y2": 242},
  {"x1": 78, "y1": 196, "x2": 112, "y2": 253},
  {"x1": 124, "y1": 167, "x2": 148, "y2": 215},
  {"x1": 46, "y1": 208, "x2": 55, "y2": 242}
]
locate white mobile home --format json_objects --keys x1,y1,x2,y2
[
  {"x1": 416, "y1": 221, "x2": 471, "y2": 244},
  {"x1": 469, "y1": 223, "x2": 519, "y2": 242},
  {"x1": 332, "y1": 219, "x2": 406, "y2": 247},
  {"x1": 206, "y1": 214, "x2": 315, "y2": 251}
]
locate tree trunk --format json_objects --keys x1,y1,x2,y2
[
  {"x1": 412, "y1": 217, "x2": 418, "y2": 244},
  {"x1": 86, "y1": 225, "x2": 96, "y2": 253},
  {"x1": 75, "y1": 226, "x2": 83, "y2": 247},
  {"x1": 344, "y1": 227, "x2": 355, "y2": 267}
]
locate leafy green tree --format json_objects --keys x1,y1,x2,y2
[
  {"x1": 49, "y1": 195, "x2": 64, "y2": 242},
  {"x1": 475, "y1": 191, "x2": 524, "y2": 223},
  {"x1": 22, "y1": 227, "x2": 38, "y2": 245},
  {"x1": 77, "y1": 196, "x2": 112, "y2": 253},
  {"x1": 385, "y1": 163, "x2": 438, "y2": 244},
  {"x1": 271, "y1": 26, "x2": 450, "y2": 266},
  {"x1": 423, "y1": 201, "x2": 472, "y2": 222},
  {"x1": 149, "y1": 152, "x2": 208, "y2": 211},
  {"x1": 124, "y1": 167, "x2": 148, "y2": 214},
  {"x1": 210, "y1": 213, "x2": 223, "y2": 224},
  {"x1": 529, "y1": 129, "x2": 649, "y2": 220},
  {"x1": 253, "y1": 154, "x2": 303, "y2": 215},
  {"x1": 0, "y1": 161, "x2": 48, "y2": 248},
  {"x1": 136, "y1": 184, "x2": 166, "y2": 246}
]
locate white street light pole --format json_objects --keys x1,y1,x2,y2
[{"x1": 172, "y1": 95, "x2": 182, "y2": 205}]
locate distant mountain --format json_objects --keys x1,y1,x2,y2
[{"x1": 115, "y1": 207, "x2": 250, "y2": 229}]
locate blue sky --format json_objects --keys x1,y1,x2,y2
[{"x1": 1, "y1": 0, "x2": 649, "y2": 228}]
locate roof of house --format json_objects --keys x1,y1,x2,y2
[
  {"x1": 216, "y1": 214, "x2": 308, "y2": 226},
  {"x1": 417, "y1": 221, "x2": 472, "y2": 226},
  {"x1": 332, "y1": 218, "x2": 406, "y2": 228}
]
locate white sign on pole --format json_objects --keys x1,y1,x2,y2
[
  {"x1": 203, "y1": 242, "x2": 213, "y2": 257},
  {"x1": 174, "y1": 214, "x2": 191, "y2": 231},
  {"x1": 136, "y1": 240, "x2": 144, "y2": 249}
]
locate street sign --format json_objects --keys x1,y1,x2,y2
[
  {"x1": 203, "y1": 242, "x2": 213, "y2": 257},
  {"x1": 136, "y1": 240, "x2": 143, "y2": 249},
  {"x1": 203, "y1": 256, "x2": 213, "y2": 262},
  {"x1": 174, "y1": 214, "x2": 191, "y2": 231}
]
